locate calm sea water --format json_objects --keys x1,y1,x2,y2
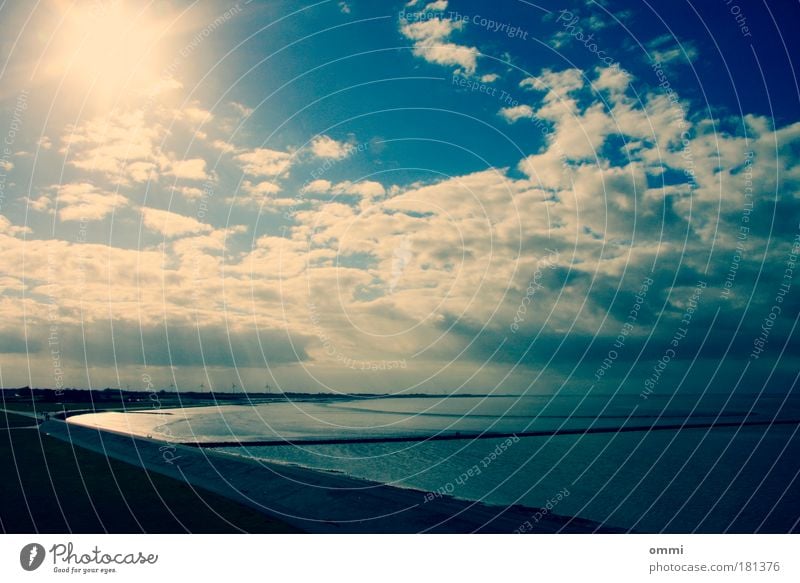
[{"x1": 68, "y1": 393, "x2": 800, "y2": 532}]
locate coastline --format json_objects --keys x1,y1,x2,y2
[{"x1": 40, "y1": 418, "x2": 618, "y2": 533}]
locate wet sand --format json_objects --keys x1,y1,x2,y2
[{"x1": 40, "y1": 419, "x2": 617, "y2": 533}]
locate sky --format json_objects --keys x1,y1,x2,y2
[{"x1": 0, "y1": 0, "x2": 798, "y2": 395}]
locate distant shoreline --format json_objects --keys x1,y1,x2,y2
[{"x1": 1, "y1": 386, "x2": 533, "y2": 400}]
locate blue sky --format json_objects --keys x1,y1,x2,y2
[{"x1": 0, "y1": 0, "x2": 798, "y2": 395}]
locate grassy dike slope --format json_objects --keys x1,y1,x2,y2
[{"x1": 0, "y1": 410, "x2": 300, "y2": 533}]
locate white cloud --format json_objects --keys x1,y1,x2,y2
[
  {"x1": 210, "y1": 139, "x2": 237, "y2": 153},
  {"x1": 302, "y1": 179, "x2": 385, "y2": 201},
  {"x1": 235, "y1": 147, "x2": 292, "y2": 177},
  {"x1": 499, "y1": 104, "x2": 534, "y2": 123},
  {"x1": 244, "y1": 180, "x2": 281, "y2": 195},
  {"x1": 549, "y1": 103, "x2": 615, "y2": 159},
  {"x1": 480, "y1": 73, "x2": 499, "y2": 83},
  {"x1": 342, "y1": 181, "x2": 385, "y2": 197},
  {"x1": 593, "y1": 66, "x2": 630, "y2": 93},
  {"x1": 518, "y1": 150, "x2": 569, "y2": 190},
  {"x1": 401, "y1": 18, "x2": 459, "y2": 42},
  {"x1": 126, "y1": 161, "x2": 158, "y2": 182},
  {"x1": 0, "y1": 215, "x2": 31, "y2": 236},
  {"x1": 227, "y1": 180, "x2": 284, "y2": 208},
  {"x1": 182, "y1": 105, "x2": 213, "y2": 125},
  {"x1": 413, "y1": 43, "x2": 479, "y2": 74},
  {"x1": 229, "y1": 102, "x2": 254, "y2": 118},
  {"x1": 334, "y1": 180, "x2": 386, "y2": 207},
  {"x1": 424, "y1": 0, "x2": 448, "y2": 10},
  {"x1": 167, "y1": 158, "x2": 210, "y2": 181},
  {"x1": 50, "y1": 182, "x2": 129, "y2": 222},
  {"x1": 174, "y1": 186, "x2": 205, "y2": 200},
  {"x1": 652, "y1": 46, "x2": 698, "y2": 66},
  {"x1": 63, "y1": 110, "x2": 167, "y2": 185},
  {"x1": 520, "y1": 68, "x2": 584, "y2": 95},
  {"x1": 25, "y1": 195, "x2": 52, "y2": 213},
  {"x1": 147, "y1": 77, "x2": 183, "y2": 97},
  {"x1": 646, "y1": 34, "x2": 699, "y2": 66},
  {"x1": 400, "y1": 15, "x2": 479, "y2": 75},
  {"x1": 141, "y1": 207, "x2": 212, "y2": 238},
  {"x1": 310, "y1": 135, "x2": 353, "y2": 160},
  {"x1": 303, "y1": 179, "x2": 333, "y2": 193},
  {"x1": 586, "y1": 14, "x2": 611, "y2": 31},
  {"x1": 6, "y1": 50, "x2": 799, "y2": 395}
]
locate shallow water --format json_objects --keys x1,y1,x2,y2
[
  {"x1": 67, "y1": 393, "x2": 800, "y2": 532},
  {"x1": 67, "y1": 393, "x2": 799, "y2": 443}
]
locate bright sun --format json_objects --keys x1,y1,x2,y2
[{"x1": 49, "y1": 0, "x2": 174, "y2": 105}]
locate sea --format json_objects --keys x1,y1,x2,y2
[{"x1": 67, "y1": 392, "x2": 800, "y2": 533}]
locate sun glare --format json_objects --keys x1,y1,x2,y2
[{"x1": 49, "y1": 0, "x2": 173, "y2": 105}]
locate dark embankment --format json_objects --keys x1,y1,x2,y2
[{"x1": 0, "y1": 410, "x2": 299, "y2": 533}]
